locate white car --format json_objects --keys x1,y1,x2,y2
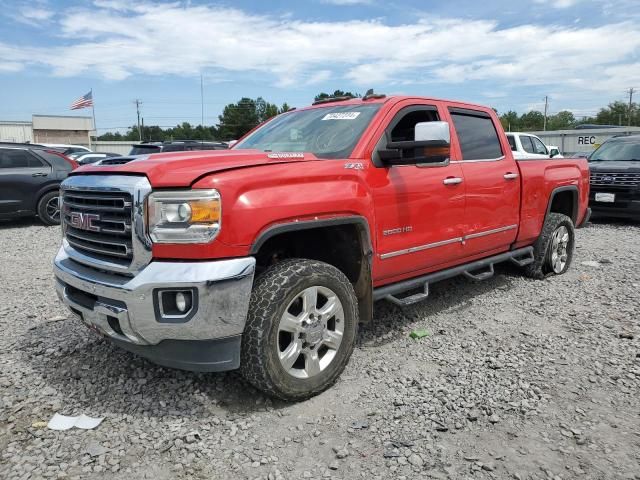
[{"x1": 505, "y1": 133, "x2": 560, "y2": 160}]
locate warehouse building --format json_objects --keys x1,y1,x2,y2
[
  {"x1": 0, "y1": 115, "x2": 94, "y2": 145},
  {"x1": 526, "y1": 126, "x2": 640, "y2": 155}
]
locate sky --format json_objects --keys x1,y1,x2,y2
[{"x1": 1, "y1": 0, "x2": 638, "y2": 134}]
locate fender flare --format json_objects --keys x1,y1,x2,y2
[
  {"x1": 249, "y1": 215, "x2": 374, "y2": 324},
  {"x1": 249, "y1": 215, "x2": 373, "y2": 258},
  {"x1": 544, "y1": 185, "x2": 579, "y2": 224}
]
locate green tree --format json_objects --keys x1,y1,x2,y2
[
  {"x1": 519, "y1": 111, "x2": 545, "y2": 130},
  {"x1": 314, "y1": 90, "x2": 359, "y2": 102},
  {"x1": 217, "y1": 97, "x2": 286, "y2": 140},
  {"x1": 595, "y1": 101, "x2": 638, "y2": 126},
  {"x1": 499, "y1": 111, "x2": 520, "y2": 132},
  {"x1": 547, "y1": 110, "x2": 576, "y2": 130}
]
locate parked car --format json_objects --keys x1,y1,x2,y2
[
  {"x1": 129, "y1": 140, "x2": 228, "y2": 155},
  {"x1": 588, "y1": 134, "x2": 640, "y2": 220},
  {"x1": 40, "y1": 143, "x2": 92, "y2": 156},
  {"x1": 506, "y1": 132, "x2": 559, "y2": 159},
  {"x1": 0, "y1": 142, "x2": 78, "y2": 225},
  {"x1": 54, "y1": 95, "x2": 589, "y2": 400},
  {"x1": 75, "y1": 152, "x2": 122, "y2": 165}
]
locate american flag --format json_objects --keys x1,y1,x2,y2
[{"x1": 70, "y1": 91, "x2": 93, "y2": 110}]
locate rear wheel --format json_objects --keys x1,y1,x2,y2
[
  {"x1": 241, "y1": 259, "x2": 358, "y2": 401},
  {"x1": 37, "y1": 191, "x2": 61, "y2": 226},
  {"x1": 524, "y1": 213, "x2": 575, "y2": 279}
]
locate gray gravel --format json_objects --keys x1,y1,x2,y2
[{"x1": 1, "y1": 218, "x2": 639, "y2": 479}]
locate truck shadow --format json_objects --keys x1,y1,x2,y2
[{"x1": 20, "y1": 266, "x2": 517, "y2": 417}]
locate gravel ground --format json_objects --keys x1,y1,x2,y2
[{"x1": 1, "y1": 218, "x2": 639, "y2": 480}]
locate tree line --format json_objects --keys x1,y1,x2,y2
[
  {"x1": 499, "y1": 101, "x2": 639, "y2": 132},
  {"x1": 98, "y1": 93, "x2": 639, "y2": 142}
]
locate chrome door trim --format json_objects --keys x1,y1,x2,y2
[
  {"x1": 379, "y1": 224, "x2": 519, "y2": 260},
  {"x1": 464, "y1": 224, "x2": 518, "y2": 240},
  {"x1": 379, "y1": 237, "x2": 463, "y2": 260},
  {"x1": 449, "y1": 155, "x2": 506, "y2": 164}
]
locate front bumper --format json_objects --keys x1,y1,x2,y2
[{"x1": 54, "y1": 248, "x2": 256, "y2": 371}]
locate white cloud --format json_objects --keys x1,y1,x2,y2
[
  {"x1": 0, "y1": 0, "x2": 639, "y2": 101},
  {"x1": 534, "y1": 0, "x2": 585, "y2": 8},
  {"x1": 10, "y1": 6, "x2": 55, "y2": 25}
]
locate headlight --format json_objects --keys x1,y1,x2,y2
[{"x1": 147, "y1": 190, "x2": 221, "y2": 243}]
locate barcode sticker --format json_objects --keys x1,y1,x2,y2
[{"x1": 321, "y1": 112, "x2": 361, "y2": 120}]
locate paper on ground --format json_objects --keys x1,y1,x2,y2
[{"x1": 48, "y1": 413, "x2": 104, "y2": 431}]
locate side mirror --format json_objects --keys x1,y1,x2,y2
[
  {"x1": 378, "y1": 121, "x2": 451, "y2": 166},
  {"x1": 549, "y1": 149, "x2": 558, "y2": 158}
]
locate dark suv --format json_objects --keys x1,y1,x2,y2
[
  {"x1": 0, "y1": 143, "x2": 78, "y2": 225},
  {"x1": 129, "y1": 140, "x2": 228, "y2": 155},
  {"x1": 589, "y1": 134, "x2": 640, "y2": 220}
]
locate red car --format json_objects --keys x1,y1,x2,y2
[{"x1": 54, "y1": 95, "x2": 590, "y2": 400}]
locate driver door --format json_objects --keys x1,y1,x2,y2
[{"x1": 369, "y1": 103, "x2": 466, "y2": 282}]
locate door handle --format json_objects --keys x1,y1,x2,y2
[
  {"x1": 443, "y1": 177, "x2": 463, "y2": 185},
  {"x1": 32, "y1": 172, "x2": 48, "y2": 177},
  {"x1": 503, "y1": 173, "x2": 519, "y2": 180}
]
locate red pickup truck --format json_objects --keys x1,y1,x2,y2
[{"x1": 54, "y1": 95, "x2": 590, "y2": 400}]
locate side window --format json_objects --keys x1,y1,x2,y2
[
  {"x1": 449, "y1": 111, "x2": 503, "y2": 160},
  {"x1": 520, "y1": 136, "x2": 535, "y2": 153},
  {"x1": 0, "y1": 149, "x2": 35, "y2": 168},
  {"x1": 531, "y1": 137, "x2": 548, "y2": 155},
  {"x1": 389, "y1": 108, "x2": 440, "y2": 142},
  {"x1": 507, "y1": 135, "x2": 517, "y2": 151}
]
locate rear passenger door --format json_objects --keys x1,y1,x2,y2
[
  {"x1": 0, "y1": 148, "x2": 51, "y2": 215},
  {"x1": 447, "y1": 108, "x2": 520, "y2": 258}
]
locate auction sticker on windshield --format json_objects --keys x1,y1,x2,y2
[{"x1": 322, "y1": 112, "x2": 361, "y2": 120}]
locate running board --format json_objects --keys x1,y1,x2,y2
[{"x1": 373, "y1": 246, "x2": 534, "y2": 306}]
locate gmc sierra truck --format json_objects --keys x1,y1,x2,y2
[{"x1": 53, "y1": 95, "x2": 590, "y2": 400}]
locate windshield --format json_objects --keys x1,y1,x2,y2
[
  {"x1": 589, "y1": 140, "x2": 640, "y2": 161},
  {"x1": 234, "y1": 104, "x2": 382, "y2": 159}
]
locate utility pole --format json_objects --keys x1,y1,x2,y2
[
  {"x1": 627, "y1": 87, "x2": 635, "y2": 127},
  {"x1": 543, "y1": 95, "x2": 548, "y2": 131},
  {"x1": 134, "y1": 99, "x2": 142, "y2": 141}
]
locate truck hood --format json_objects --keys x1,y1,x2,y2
[{"x1": 72, "y1": 149, "x2": 316, "y2": 187}]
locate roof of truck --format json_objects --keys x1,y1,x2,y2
[{"x1": 299, "y1": 95, "x2": 495, "y2": 113}]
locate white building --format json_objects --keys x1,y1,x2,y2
[{"x1": 0, "y1": 115, "x2": 94, "y2": 144}]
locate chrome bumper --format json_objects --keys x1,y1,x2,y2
[{"x1": 54, "y1": 247, "x2": 256, "y2": 346}]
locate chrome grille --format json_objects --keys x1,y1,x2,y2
[
  {"x1": 590, "y1": 172, "x2": 640, "y2": 187},
  {"x1": 62, "y1": 190, "x2": 133, "y2": 263}
]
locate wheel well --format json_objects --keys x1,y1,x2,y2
[
  {"x1": 253, "y1": 222, "x2": 373, "y2": 323},
  {"x1": 548, "y1": 189, "x2": 577, "y2": 224}
]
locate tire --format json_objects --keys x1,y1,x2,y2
[
  {"x1": 241, "y1": 259, "x2": 358, "y2": 401},
  {"x1": 37, "y1": 191, "x2": 61, "y2": 226},
  {"x1": 524, "y1": 213, "x2": 575, "y2": 279}
]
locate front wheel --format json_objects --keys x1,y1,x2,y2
[
  {"x1": 241, "y1": 259, "x2": 358, "y2": 401},
  {"x1": 37, "y1": 191, "x2": 61, "y2": 226},
  {"x1": 524, "y1": 212, "x2": 575, "y2": 279}
]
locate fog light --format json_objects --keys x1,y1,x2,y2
[
  {"x1": 175, "y1": 292, "x2": 188, "y2": 312},
  {"x1": 156, "y1": 288, "x2": 196, "y2": 322}
]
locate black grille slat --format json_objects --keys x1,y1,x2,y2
[
  {"x1": 62, "y1": 189, "x2": 133, "y2": 263},
  {"x1": 590, "y1": 172, "x2": 640, "y2": 187}
]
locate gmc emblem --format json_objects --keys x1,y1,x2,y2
[{"x1": 69, "y1": 212, "x2": 101, "y2": 232}]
